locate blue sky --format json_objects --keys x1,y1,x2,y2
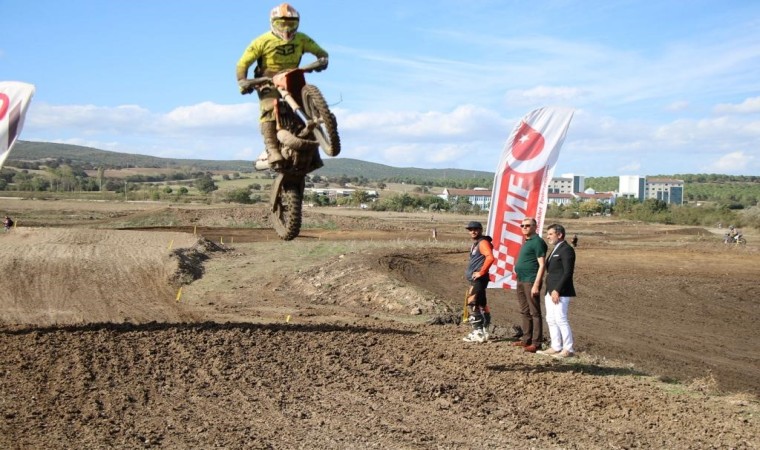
[{"x1": 2, "y1": 0, "x2": 760, "y2": 176}]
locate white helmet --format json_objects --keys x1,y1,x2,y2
[{"x1": 270, "y1": 3, "x2": 300, "y2": 41}]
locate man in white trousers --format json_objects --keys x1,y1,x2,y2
[{"x1": 538, "y1": 223, "x2": 576, "y2": 358}]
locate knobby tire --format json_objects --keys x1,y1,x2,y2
[
  {"x1": 301, "y1": 84, "x2": 341, "y2": 157},
  {"x1": 271, "y1": 181, "x2": 303, "y2": 240}
]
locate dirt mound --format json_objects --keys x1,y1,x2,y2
[
  {"x1": 287, "y1": 248, "x2": 460, "y2": 317},
  {"x1": 0, "y1": 228, "x2": 207, "y2": 326},
  {"x1": 168, "y1": 238, "x2": 227, "y2": 285}
]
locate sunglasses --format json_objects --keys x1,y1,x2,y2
[{"x1": 520, "y1": 224, "x2": 533, "y2": 228}]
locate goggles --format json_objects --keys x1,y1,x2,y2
[{"x1": 273, "y1": 18, "x2": 298, "y2": 32}]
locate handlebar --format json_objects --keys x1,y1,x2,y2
[
  {"x1": 300, "y1": 59, "x2": 327, "y2": 72},
  {"x1": 239, "y1": 58, "x2": 327, "y2": 94}
]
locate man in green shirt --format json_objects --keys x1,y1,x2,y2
[
  {"x1": 236, "y1": 3, "x2": 329, "y2": 170},
  {"x1": 512, "y1": 217, "x2": 548, "y2": 352}
]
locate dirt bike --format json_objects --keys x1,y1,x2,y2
[
  {"x1": 240, "y1": 59, "x2": 340, "y2": 240},
  {"x1": 723, "y1": 233, "x2": 747, "y2": 245}
]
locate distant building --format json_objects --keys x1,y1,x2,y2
[
  {"x1": 619, "y1": 175, "x2": 646, "y2": 201},
  {"x1": 547, "y1": 193, "x2": 575, "y2": 206},
  {"x1": 307, "y1": 188, "x2": 378, "y2": 201},
  {"x1": 547, "y1": 191, "x2": 616, "y2": 206},
  {"x1": 645, "y1": 177, "x2": 684, "y2": 205},
  {"x1": 439, "y1": 188, "x2": 492, "y2": 210},
  {"x1": 439, "y1": 173, "x2": 681, "y2": 211},
  {"x1": 576, "y1": 191, "x2": 616, "y2": 205},
  {"x1": 548, "y1": 174, "x2": 585, "y2": 194},
  {"x1": 618, "y1": 176, "x2": 683, "y2": 205}
]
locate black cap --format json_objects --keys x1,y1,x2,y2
[{"x1": 465, "y1": 221, "x2": 483, "y2": 230}]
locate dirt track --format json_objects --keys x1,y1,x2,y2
[{"x1": 0, "y1": 201, "x2": 758, "y2": 449}]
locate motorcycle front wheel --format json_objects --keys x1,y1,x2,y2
[
  {"x1": 301, "y1": 84, "x2": 341, "y2": 157},
  {"x1": 271, "y1": 178, "x2": 304, "y2": 241}
]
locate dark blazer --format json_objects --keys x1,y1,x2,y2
[{"x1": 545, "y1": 240, "x2": 576, "y2": 297}]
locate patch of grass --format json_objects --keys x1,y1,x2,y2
[
  {"x1": 214, "y1": 174, "x2": 274, "y2": 191},
  {"x1": 304, "y1": 219, "x2": 339, "y2": 230},
  {"x1": 659, "y1": 379, "x2": 699, "y2": 397},
  {"x1": 657, "y1": 375, "x2": 722, "y2": 398},
  {"x1": 108, "y1": 209, "x2": 183, "y2": 228},
  {"x1": 306, "y1": 243, "x2": 352, "y2": 257}
]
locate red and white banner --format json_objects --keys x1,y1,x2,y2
[
  {"x1": 0, "y1": 81, "x2": 36, "y2": 169},
  {"x1": 486, "y1": 106, "x2": 574, "y2": 289}
]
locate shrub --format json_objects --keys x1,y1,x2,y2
[{"x1": 222, "y1": 188, "x2": 254, "y2": 204}]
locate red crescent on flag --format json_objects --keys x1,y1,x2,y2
[
  {"x1": 0, "y1": 93, "x2": 9, "y2": 121},
  {"x1": 511, "y1": 122, "x2": 545, "y2": 161}
]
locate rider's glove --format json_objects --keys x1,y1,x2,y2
[
  {"x1": 238, "y1": 79, "x2": 254, "y2": 95},
  {"x1": 315, "y1": 57, "x2": 328, "y2": 72}
]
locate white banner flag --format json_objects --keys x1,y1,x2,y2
[
  {"x1": 0, "y1": 81, "x2": 36, "y2": 169},
  {"x1": 486, "y1": 106, "x2": 574, "y2": 289}
]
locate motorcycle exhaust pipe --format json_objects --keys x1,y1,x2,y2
[{"x1": 277, "y1": 129, "x2": 318, "y2": 152}]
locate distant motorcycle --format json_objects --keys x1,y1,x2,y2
[
  {"x1": 239, "y1": 59, "x2": 340, "y2": 240},
  {"x1": 723, "y1": 233, "x2": 746, "y2": 245}
]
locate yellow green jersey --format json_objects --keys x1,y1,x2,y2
[{"x1": 236, "y1": 31, "x2": 328, "y2": 80}]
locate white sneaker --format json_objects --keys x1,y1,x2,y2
[
  {"x1": 482, "y1": 328, "x2": 490, "y2": 341},
  {"x1": 462, "y1": 330, "x2": 486, "y2": 343}
]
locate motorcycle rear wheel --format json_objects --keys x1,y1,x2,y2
[
  {"x1": 271, "y1": 179, "x2": 304, "y2": 240},
  {"x1": 302, "y1": 84, "x2": 341, "y2": 157}
]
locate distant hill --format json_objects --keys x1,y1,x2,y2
[
  {"x1": 11, "y1": 141, "x2": 252, "y2": 172},
  {"x1": 10, "y1": 140, "x2": 495, "y2": 181},
  {"x1": 313, "y1": 158, "x2": 493, "y2": 180}
]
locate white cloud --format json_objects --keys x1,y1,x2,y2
[
  {"x1": 506, "y1": 86, "x2": 587, "y2": 106},
  {"x1": 617, "y1": 161, "x2": 642, "y2": 173},
  {"x1": 231, "y1": 146, "x2": 258, "y2": 161},
  {"x1": 338, "y1": 104, "x2": 508, "y2": 141},
  {"x1": 714, "y1": 96, "x2": 760, "y2": 115},
  {"x1": 704, "y1": 151, "x2": 754, "y2": 173},
  {"x1": 378, "y1": 144, "x2": 424, "y2": 166},
  {"x1": 665, "y1": 101, "x2": 690, "y2": 112},
  {"x1": 163, "y1": 102, "x2": 257, "y2": 128},
  {"x1": 654, "y1": 116, "x2": 760, "y2": 151},
  {"x1": 28, "y1": 103, "x2": 151, "y2": 130}
]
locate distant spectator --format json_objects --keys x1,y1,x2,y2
[
  {"x1": 571, "y1": 234, "x2": 578, "y2": 247},
  {"x1": 3, "y1": 216, "x2": 14, "y2": 232}
]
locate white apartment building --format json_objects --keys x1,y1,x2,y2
[
  {"x1": 548, "y1": 174, "x2": 585, "y2": 194},
  {"x1": 618, "y1": 176, "x2": 683, "y2": 204}
]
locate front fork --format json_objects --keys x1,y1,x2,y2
[{"x1": 275, "y1": 87, "x2": 316, "y2": 138}]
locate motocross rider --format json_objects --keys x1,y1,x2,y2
[{"x1": 236, "y1": 3, "x2": 329, "y2": 171}]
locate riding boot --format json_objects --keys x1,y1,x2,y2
[{"x1": 261, "y1": 121, "x2": 284, "y2": 169}]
